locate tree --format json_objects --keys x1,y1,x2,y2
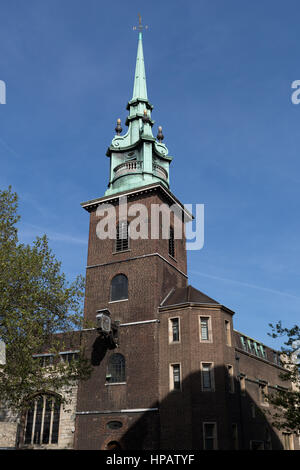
[
  {"x1": 0, "y1": 187, "x2": 91, "y2": 413},
  {"x1": 267, "y1": 321, "x2": 300, "y2": 433}
]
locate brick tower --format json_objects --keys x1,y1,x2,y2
[{"x1": 74, "y1": 28, "x2": 192, "y2": 450}]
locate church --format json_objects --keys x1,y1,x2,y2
[{"x1": 0, "y1": 25, "x2": 298, "y2": 451}]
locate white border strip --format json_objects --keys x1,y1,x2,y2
[
  {"x1": 120, "y1": 319, "x2": 159, "y2": 327},
  {"x1": 76, "y1": 407, "x2": 159, "y2": 415}
]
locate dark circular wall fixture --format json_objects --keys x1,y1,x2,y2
[{"x1": 107, "y1": 421, "x2": 123, "y2": 430}]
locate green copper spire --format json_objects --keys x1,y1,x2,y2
[
  {"x1": 132, "y1": 32, "x2": 148, "y2": 101},
  {"x1": 105, "y1": 21, "x2": 173, "y2": 197}
]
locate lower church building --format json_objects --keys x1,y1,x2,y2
[{"x1": 0, "y1": 27, "x2": 298, "y2": 451}]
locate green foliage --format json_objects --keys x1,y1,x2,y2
[
  {"x1": 0, "y1": 187, "x2": 92, "y2": 412},
  {"x1": 267, "y1": 321, "x2": 300, "y2": 433}
]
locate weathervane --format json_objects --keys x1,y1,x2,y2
[{"x1": 133, "y1": 13, "x2": 148, "y2": 32}]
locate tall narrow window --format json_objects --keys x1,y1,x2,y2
[
  {"x1": 115, "y1": 221, "x2": 129, "y2": 252},
  {"x1": 200, "y1": 317, "x2": 211, "y2": 342},
  {"x1": 265, "y1": 427, "x2": 272, "y2": 450},
  {"x1": 170, "y1": 364, "x2": 181, "y2": 391},
  {"x1": 23, "y1": 395, "x2": 61, "y2": 446},
  {"x1": 203, "y1": 423, "x2": 217, "y2": 450},
  {"x1": 227, "y1": 365, "x2": 235, "y2": 393},
  {"x1": 232, "y1": 424, "x2": 239, "y2": 450},
  {"x1": 110, "y1": 274, "x2": 128, "y2": 302},
  {"x1": 169, "y1": 318, "x2": 180, "y2": 343},
  {"x1": 225, "y1": 320, "x2": 231, "y2": 346},
  {"x1": 168, "y1": 226, "x2": 175, "y2": 258},
  {"x1": 33, "y1": 396, "x2": 43, "y2": 444},
  {"x1": 240, "y1": 374, "x2": 246, "y2": 395},
  {"x1": 259, "y1": 382, "x2": 269, "y2": 406},
  {"x1": 107, "y1": 353, "x2": 126, "y2": 383},
  {"x1": 201, "y1": 363, "x2": 214, "y2": 391}
]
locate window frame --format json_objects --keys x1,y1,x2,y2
[
  {"x1": 169, "y1": 363, "x2": 181, "y2": 392},
  {"x1": 203, "y1": 422, "x2": 218, "y2": 450},
  {"x1": 168, "y1": 317, "x2": 180, "y2": 343},
  {"x1": 232, "y1": 423, "x2": 239, "y2": 450},
  {"x1": 201, "y1": 362, "x2": 215, "y2": 392},
  {"x1": 32, "y1": 354, "x2": 54, "y2": 368},
  {"x1": 115, "y1": 220, "x2": 129, "y2": 253},
  {"x1": 109, "y1": 274, "x2": 128, "y2": 303},
  {"x1": 107, "y1": 353, "x2": 126, "y2": 384},
  {"x1": 59, "y1": 350, "x2": 79, "y2": 364},
  {"x1": 225, "y1": 319, "x2": 232, "y2": 346},
  {"x1": 23, "y1": 394, "x2": 61, "y2": 447},
  {"x1": 258, "y1": 381, "x2": 269, "y2": 407},
  {"x1": 240, "y1": 374, "x2": 246, "y2": 395},
  {"x1": 199, "y1": 316, "x2": 213, "y2": 343},
  {"x1": 227, "y1": 364, "x2": 235, "y2": 393}
]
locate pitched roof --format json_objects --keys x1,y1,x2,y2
[{"x1": 161, "y1": 285, "x2": 220, "y2": 307}]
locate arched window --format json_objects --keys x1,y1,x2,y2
[
  {"x1": 23, "y1": 394, "x2": 61, "y2": 446},
  {"x1": 110, "y1": 274, "x2": 128, "y2": 302},
  {"x1": 115, "y1": 221, "x2": 129, "y2": 252},
  {"x1": 107, "y1": 353, "x2": 126, "y2": 383}
]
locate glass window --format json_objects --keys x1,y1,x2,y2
[
  {"x1": 227, "y1": 365, "x2": 234, "y2": 393},
  {"x1": 225, "y1": 320, "x2": 231, "y2": 346},
  {"x1": 107, "y1": 353, "x2": 126, "y2": 383},
  {"x1": 110, "y1": 274, "x2": 128, "y2": 301},
  {"x1": 200, "y1": 318, "x2": 209, "y2": 341},
  {"x1": 23, "y1": 395, "x2": 61, "y2": 446},
  {"x1": 202, "y1": 363, "x2": 213, "y2": 391},
  {"x1": 203, "y1": 423, "x2": 217, "y2": 450},
  {"x1": 232, "y1": 424, "x2": 239, "y2": 450},
  {"x1": 171, "y1": 364, "x2": 181, "y2": 391},
  {"x1": 115, "y1": 221, "x2": 129, "y2": 252},
  {"x1": 170, "y1": 318, "x2": 180, "y2": 342},
  {"x1": 60, "y1": 352, "x2": 79, "y2": 363},
  {"x1": 33, "y1": 355, "x2": 54, "y2": 367}
]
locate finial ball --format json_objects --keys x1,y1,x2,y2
[{"x1": 157, "y1": 125, "x2": 164, "y2": 142}]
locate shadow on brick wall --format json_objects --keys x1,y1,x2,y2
[{"x1": 101, "y1": 366, "x2": 284, "y2": 451}]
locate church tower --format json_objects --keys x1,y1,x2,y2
[
  {"x1": 75, "y1": 26, "x2": 192, "y2": 450},
  {"x1": 66, "y1": 21, "x2": 299, "y2": 453}
]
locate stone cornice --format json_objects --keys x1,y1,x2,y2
[
  {"x1": 158, "y1": 303, "x2": 235, "y2": 315},
  {"x1": 80, "y1": 182, "x2": 193, "y2": 221}
]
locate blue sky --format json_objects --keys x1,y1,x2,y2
[{"x1": 0, "y1": 0, "x2": 299, "y2": 349}]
